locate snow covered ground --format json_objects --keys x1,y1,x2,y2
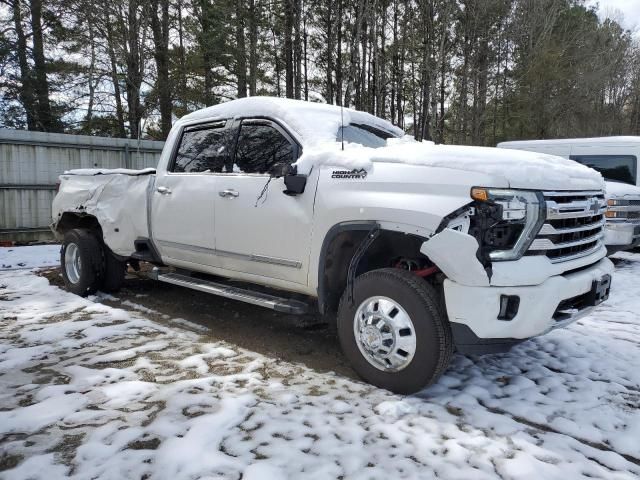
[
  {"x1": 1, "y1": 247, "x2": 640, "y2": 479},
  {"x1": 0, "y1": 245, "x2": 59, "y2": 270}
]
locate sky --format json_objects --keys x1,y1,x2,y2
[{"x1": 587, "y1": 0, "x2": 640, "y2": 37}]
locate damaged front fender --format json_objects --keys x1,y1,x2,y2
[{"x1": 420, "y1": 229, "x2": 490, "y2": 287}]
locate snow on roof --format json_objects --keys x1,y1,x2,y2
[
  {"x1": 499, "y1": 137, "x2": 640, "y2": 146},
  {"x1": 178, "y1": 96, "x2": 405, "y2": 146},
  {"x1": 295, "y1": 138, "x2": 604, "y2": 190}
]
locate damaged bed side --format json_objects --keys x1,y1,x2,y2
[{"x1": 51, "y1": 168, "x2": 156, "y2": 257}]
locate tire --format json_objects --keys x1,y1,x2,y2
[
  {"x1": 337, "y1": 268, "x2": 453, "y2": 394},
  {"x1": 60, "y1": 228, "x2": 103, "y2": 296},
  {"x1": 100, "y1": 248, "x2": 127, "y2": 292}
]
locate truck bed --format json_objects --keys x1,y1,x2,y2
[{"x1": 52, "y1": 168, "x2": 155, "y2": 257}]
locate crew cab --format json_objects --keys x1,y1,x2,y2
[
  {"x1": 51, "y1": 97, "x2": 613, "y2": 393},
  {"x1": 498, "y1": 138, "x2": 640, "y2": 253}
]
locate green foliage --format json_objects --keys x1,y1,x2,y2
[{"x1": 0, "y1": 0, "x2": 639, "y2": 142}]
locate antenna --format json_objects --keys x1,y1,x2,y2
[{"x1": 340, "y1": 101, "x2": 345, "y2": 151}]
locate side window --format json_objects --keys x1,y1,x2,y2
[
  {"x1": 337, "y1": 124, "x2": 393, "y2": 148},
  {"x1": 234, "y1": 123, "x2": 294, "y2": 175},
  {"x1": 172, "y1": 124, "x2": 232, "y2": 173},
  {"x1": 569, "y1": 154, "x2": 637, "y2": 185}
]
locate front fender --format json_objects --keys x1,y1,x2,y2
[{"x1": 420, "y1": 229, "x2": 490, "y2": 286}]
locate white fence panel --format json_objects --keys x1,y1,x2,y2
[{"x1": 0, "y1": 129, "x2": 164, "y2": 242}]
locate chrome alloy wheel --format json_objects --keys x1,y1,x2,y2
[
  {"x1": 64, "y1": 242, "x2": 82, "y2": 284},
  {"x1": 353, "y1": 296, "x2": 417, "y2": 372}
]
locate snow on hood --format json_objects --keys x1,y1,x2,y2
[
  {"x1": 178, "y1": 97, "x2": 404, "y2": 145},
  {"x1": 295, "y1": 139, "x2": 605, "y2": 191},
  {"x1": 605, "y1": 180, "x2": 640, "y2": 197}
]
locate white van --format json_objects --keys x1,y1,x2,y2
[{"x1": 498, "y1": 137, "x2": 640, "y2": 253}]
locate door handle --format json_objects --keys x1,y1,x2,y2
[
  {"x1": 219, "y1": 189, "x2": 239, "y2": 198},
  {"x1": 156, "y1": 186, "x2": 172, "y2": 195}
]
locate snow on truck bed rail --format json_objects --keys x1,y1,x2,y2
[
  {"x1": 63, "y1": 167, "x2": 156, "y2": 176},
  {"x1": 0, "y1": 246, "x2": 639, "y2": 478}
]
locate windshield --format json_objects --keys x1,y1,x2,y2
[
  {"x1": 337, "y1": 123, "x2": 396, "y2": 148},
  {"x1": 569, "y1": 154, "x2": 637, "y2": 185}
]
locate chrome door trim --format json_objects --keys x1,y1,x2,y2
[{"x1": 156, "y1": 240, "x2": 302, "y2": 269}]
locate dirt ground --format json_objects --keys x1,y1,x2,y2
[{"x1": 40, "y1": 267, "x2": 356, "y2": 379}]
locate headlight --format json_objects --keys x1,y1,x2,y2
[
  {"x1": 606, "y1": 198, "x2": 640, "y2": 219},
  {"x1": 469, "y1": 188, "x2": 545, "y2": 261},
  {"x1": 605, "y1": 210, "x2": 627, "y2": 218}
]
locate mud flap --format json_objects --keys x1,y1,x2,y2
[{"x1": 420, "y1": 229, "x2": 490, "y2": 287}]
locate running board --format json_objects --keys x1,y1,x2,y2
[{"x1": 153, "y1": 271, "x2": 309, "y2": 315}]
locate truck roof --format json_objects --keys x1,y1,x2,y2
[
  {"x1": 498, "y1": 137, "x2": 640, "y2": 147},
  {"x1": 178, "y1": 96, "x2": 405, "y2": 146}
]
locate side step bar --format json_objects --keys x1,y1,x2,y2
[{"x1": 152, "y1": 271, "x2": 309, "y2": 315}]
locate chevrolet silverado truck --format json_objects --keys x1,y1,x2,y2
[
  {"x1": 498, "y1": 138, "x2": 640, "y2": 254},
  {"x1": 52, "y1": 97, "x2": 613, "y2": 394}
]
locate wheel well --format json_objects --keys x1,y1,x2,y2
[
  {"x1": 55, "y1": 212, "x2": 103, "y2": 239},
  {"x1": 318, "y1": 225, "x2": 433, "y2": 314}
]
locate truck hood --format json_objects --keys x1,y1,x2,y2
[
  {"x1": 605, "y1": 180, "x2": 640, "y2": 199},
  {"x1": 295, "y1": 140, "x2": 604, "y2": 192}
]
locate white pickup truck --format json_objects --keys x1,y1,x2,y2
[
  {"x1": 52, "y1": 97, "x2": 613, "y2": 393},
  {"x1": 498, "y1": 138, "x2": 640, "y2": 254}
]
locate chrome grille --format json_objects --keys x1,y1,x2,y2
[{"x1": 527, "y1": 191, "x2": 606, "y2": 263}]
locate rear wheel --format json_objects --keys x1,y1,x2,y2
[
  {"x1": 337, "y1": 268, "x2": 452, "y2": 394},
  {"x1": 61, "y1": 229, "x2": 102, "y2": 296},
  {"x1": 100, "y1": 248, "x2": 127, "y2": 292}
]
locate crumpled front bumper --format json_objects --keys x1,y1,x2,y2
[{"x1": 443, "y1": 257, "x2": 614, "y2": 344}]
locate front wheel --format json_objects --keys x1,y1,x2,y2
[{"x1": 337, "y1": 268, "x2": 453, "y2": 394}]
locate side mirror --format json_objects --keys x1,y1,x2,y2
[
  {"x1": 271, "y1": 162, "x2": 290, "y2": 178},
  {"x1": 282, "y1": 164, "x2": 307, "y2": 196}
]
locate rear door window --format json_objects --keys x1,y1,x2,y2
[
  {"x1": 172, "y1": 123, "x2": 232, "y2": 173},
  {"x1": 233, "y1": 122, "x2": 295, "y2": 175},
  {"x1": 569, "y1": 154, "x2": 637, "y2": 185}
]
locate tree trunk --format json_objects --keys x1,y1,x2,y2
[
  {"x1": 198, "y1": 0, "x2": 214, "y2": 106},
  {"x1": 396, "y1": 0, "x2": 408, "y2": 128},
  {"x1": 336, "y1": 0, "x2": 343, "y2": 105},
  {"x1": 418, "y1": 0, "x2": 433, "y2": 141},
  {"x1": 125, "y1": 0, "x2": 143, "y2": 138},
  {"x1": 177, "y1": 2, "x2": 187, "y2": 110},
  {"x1": 272, "y1": 26, "x2": 282, "y2": 96},
  {"x1": 150, "y1": 0, "x2": 172, "y2": 138},
  {"x1": 344, "y1": 0, "x2": 366, "y2": 107},
  {"x1": 30, "y1": 0, "x2": 55, "y2": 131},
  {"x1": 11, "y1": 0, "x2": 37, "y2": 130},
  {"x1": 248, "y1": 0, "x2": 258, "y2": 96},
  {"x1": 235, "y1": 0, "x2": 248, "y2": 98},
  {"x1": 390, "y1": 0, "x2": 398, "y2": 123},
  {"x1": 303, "y1": 12, "x2": 309, "y2": 100},
  {"x1": 284, "y1": 0, "x2": 294, "y2": 98},
  {"x1": 472, "y1": 37, "x2": 488, "y2": 145},
  {"x1": 376, "y1": 1, "x2": 387, "y2": 118},
  {"x1": 104, "y1": 10, "x2": 127, "y2": 137},
  {"x1": 325, "y1": 0, "x2": 334, "y2": 103},
  {"x1": 293, "y1": 0, "x2": 302, "y2": 99},
  {"x1": 85, "y1": 19, "x2": 97, "y2": 133}
]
